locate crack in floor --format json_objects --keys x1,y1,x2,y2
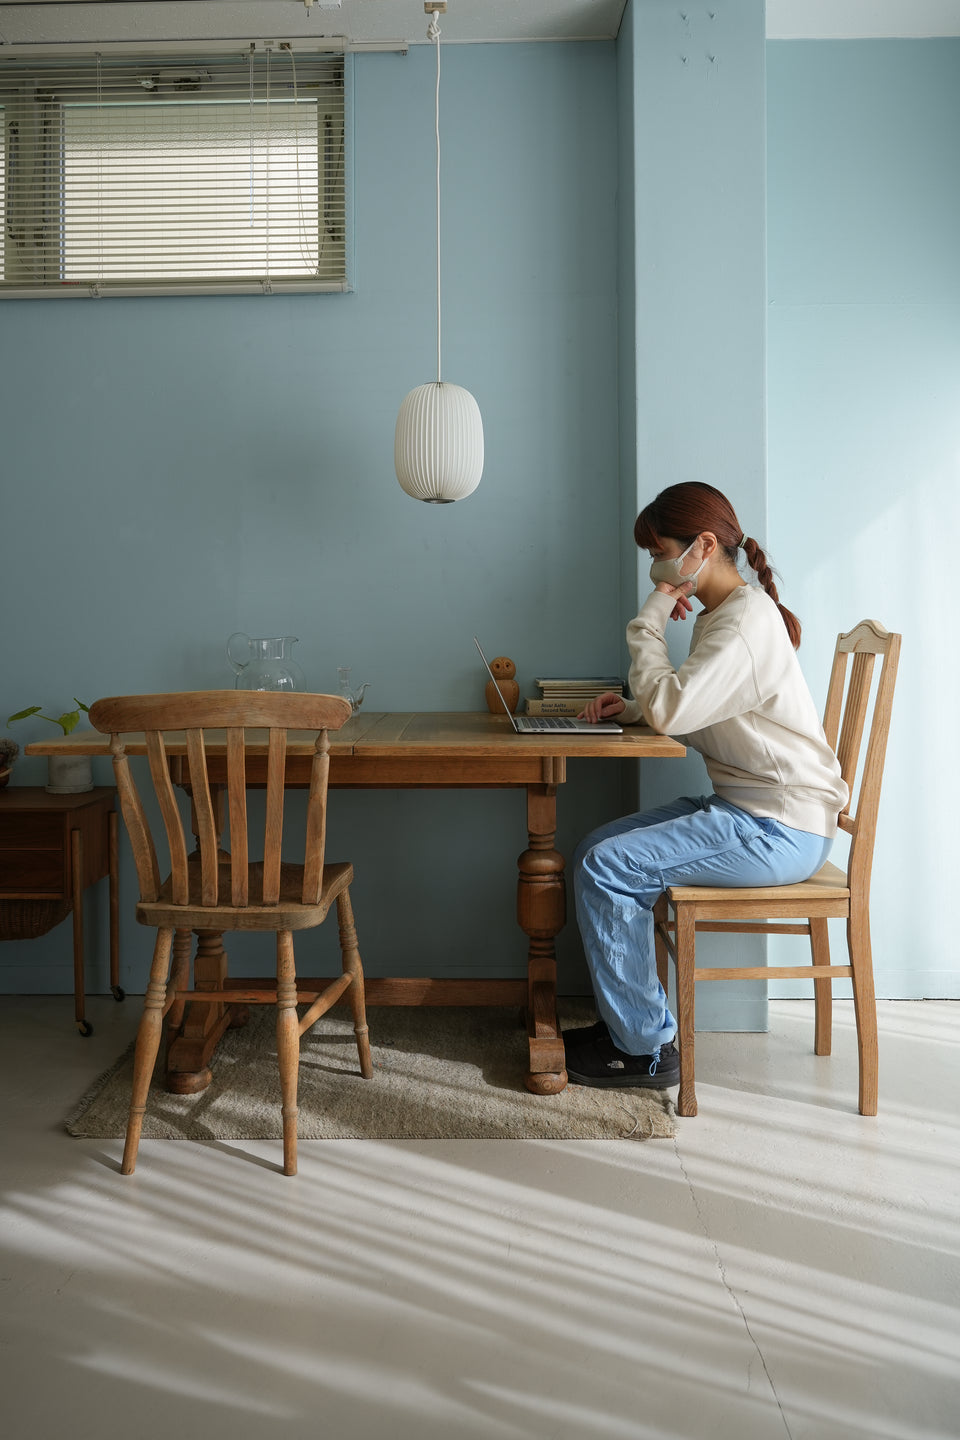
[{"x1": 674, "y1": 1134, "x2": 795, "y2": 1440}]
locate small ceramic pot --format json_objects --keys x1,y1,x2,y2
[{"x1": 46, "y1": 753, "x2": 94, "y2": 794}]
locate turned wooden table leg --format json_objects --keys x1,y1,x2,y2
[
  {"x1": 108, "y1": 808, "x2": 123, "y2": 1001},
  {"x1": 70, "y1": 827, "x2": 90, "y2": 1035},
  {"x1": 518, "y1": 771, "x2": 568, "y2": 1094},
  {"x1": 165, "y1": 927, "x2": 192, "y2": 1040},
  {"x1": 164, "y1": 785, "x2": 232, "y2": 1093},
  {"x1": 165, "y1": 929, "x2": 232, "y2": 1093}
]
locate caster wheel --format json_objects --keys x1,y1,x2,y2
[
  {"x1": 78, "y1": 1020, "x2": 93, "y2": 1037},
  {"x1": 112, "y1": 985, "x2": 126, "y2": 1002}
]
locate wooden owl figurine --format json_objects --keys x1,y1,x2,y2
[{"x1": 485, "y1": 655, "x2": 520, "y2": 715}]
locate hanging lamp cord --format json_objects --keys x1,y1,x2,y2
[{"x1": 429, "y1": 12, "x2": 442, "y2": 383}]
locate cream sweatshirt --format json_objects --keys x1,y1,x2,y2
[{"x1": 619, "y1": 585, "x2": 848, "y2": 837}]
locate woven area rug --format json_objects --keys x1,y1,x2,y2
[{"x1": 65, "y1": 1002, "x2": 676, "y2": 1142}]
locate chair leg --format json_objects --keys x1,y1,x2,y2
[
  {"x1": 337, "y1": 887, "x2": 373, "y2": 1080},
  {"x1": 810, "y1": 916, "x2": 832, "y2": 1056},
  {"x1": 276, "y1": 930, "x2": 300, "y2": 1175},
  {"x1": 848, "y1": 901, "x2": 879, "y2": 1116},
  {"x1": 674, "y1": 904, "x2": 698, "y2": 1117},
  {"x1": 653, "y1": 894, "x2": 670, "y2": 995},
  {"x1": 122, "y1": 927, "x2": 174, "y2": 1175}
]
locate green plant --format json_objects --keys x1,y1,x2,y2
[{"x1": 8, "y1": 700, "x2": 89, "y2": 736}]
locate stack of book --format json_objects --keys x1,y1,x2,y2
[{"x1": 525, "y1": 675, "x2": 625, "y2": 717}]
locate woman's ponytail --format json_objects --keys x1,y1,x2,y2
[{"x1": 742, "y1": 537, "x2": 801, "y2": 649}]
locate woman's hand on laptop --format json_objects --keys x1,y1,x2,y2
[{"x1": 578, "y1": 692, "x2": 626, "y2": 724}]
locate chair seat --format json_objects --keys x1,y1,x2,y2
[
  {"x1": 136, "y1": 858, "x2": 354, "y2": 931},
  {"x1": 666, "y1": 859, "x2": 849, "y2": 905}
]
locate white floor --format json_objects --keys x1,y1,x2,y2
[{"x1": 1, "y1": 996, "x2": 957, "y2": 1440}]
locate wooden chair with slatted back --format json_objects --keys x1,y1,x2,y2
[
  {"x1": 653, "y1": 619, "x2": 900, "y2": 1118},
  {"x1": 88, "y1": 690, "x2": 373, "y2": 1176}
]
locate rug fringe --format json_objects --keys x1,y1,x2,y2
[{"x1": 64, "y1": 1038, "x2": 136, "y2": 1136}]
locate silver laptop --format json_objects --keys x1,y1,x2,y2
[{"x1": 475, "y1": 638, "x2": 623, "y2": 734}]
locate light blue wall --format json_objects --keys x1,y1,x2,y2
[
  {"x1": 0, "y1": 41, "x2": 630, "y2": 995},
  {"x1": 621, "y1": 0, "x2": 769, "y2": 1028},
  {"x1": 617, "y1": 0, "x2": 638, "y2": 630},
  {"x1": 767, "y1": 40, "x2": 960, "y2": 998},
  {"x1": 9, "y1": 22, "x2": 945, "y2": 1016}
]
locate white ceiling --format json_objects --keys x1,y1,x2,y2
[
  {"x1": 0, "y1": 0, "x2": 956, "y2": 49},
  {"x1": 768, "y1": 0, "x2": 960, "y2": 37}
]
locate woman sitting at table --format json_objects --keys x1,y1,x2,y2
[{"x1": 564, "y1": 480, "x2": 848, "y2": 1089}]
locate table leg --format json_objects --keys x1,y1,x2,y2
[
  {"x1": 164, "y1": 928, "x2": 232, "y2": 1093},
  {"x1": 108, "y1": 809, "x2": 124, "y2": 1001},
  {"x1": 70, "y1": 828, "x2": 91, "y2": 1036},
  {"x1": 163, "y1": 784, "x2": 234, "y2": 1092},
  {"x1": 518, "y1": 783, "x2": 568, "y2": 1093}
]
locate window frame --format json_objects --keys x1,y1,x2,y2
[{"x1": 0, "y1": 42, "x2": 354, "y2": 299}]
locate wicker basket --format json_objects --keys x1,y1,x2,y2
[{"x1": 0, "y1": 897, "x2": 72, "y2": 941}]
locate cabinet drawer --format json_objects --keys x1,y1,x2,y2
[
  {"x1": 0, "y1": 849, "x2": 65, "y2": 895},
  {"x1": 0, "y1": 812, "x2": 63, "y2": 849}
]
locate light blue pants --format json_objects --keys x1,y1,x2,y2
[{"x1": 573, "y1": 795, "x2": 833, "y2": 1055}]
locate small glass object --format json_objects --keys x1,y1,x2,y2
[
  {"x1": 227, "y1": 634, "x2": 305, "y2": 692},
  {"x1": 337, "y1": 666, "x2": 370, "y2": 714}
]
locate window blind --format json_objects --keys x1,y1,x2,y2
[{"x1": 0, "y1": 47, "x2": 348, "y2": 296}]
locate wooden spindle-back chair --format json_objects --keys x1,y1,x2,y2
[
  {"x1": 88, "y1": 690, "x2": 372, "y2": 1175},
  {"x1": 653, "y1": 619, "x2": 901, "y2": 1117}
]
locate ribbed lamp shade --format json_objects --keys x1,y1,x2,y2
[{"x1": 395, "y1": 381, "x2": 484, "y2": 504}]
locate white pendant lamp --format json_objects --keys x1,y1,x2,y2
[{"x1": 395, "y1": 2, "x2": 483, "y2": 504}]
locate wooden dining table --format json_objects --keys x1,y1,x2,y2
[{"x1": 29, "y1": 711, "x2": 685, "y2": 1093}]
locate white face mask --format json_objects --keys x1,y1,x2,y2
[{"x1": 649, "y1": 538, "x2": 708, "y2": 594}]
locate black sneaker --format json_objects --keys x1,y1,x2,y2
[
  {"x1": 565, "y1": 1032, "x2": 679, "y2": 1089},
  {"x1": 561, "y1": 1017, "x2": 609, "y2": 1050}
]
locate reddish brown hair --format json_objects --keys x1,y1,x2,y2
[{"x1": 634, "y1": 482, "x2": 801, "y2": 648}]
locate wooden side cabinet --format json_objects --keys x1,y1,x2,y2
[{"x1": 0, "y1": 787, "x2": 121, "y2": 1035}]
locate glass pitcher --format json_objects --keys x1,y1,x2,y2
[{"x1": 227, "y1": 633, "x2": 305, "y2": 692}]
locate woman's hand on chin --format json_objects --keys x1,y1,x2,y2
[{"x1": 654, "y1": 580, "x2": 696, "y2": 622}]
